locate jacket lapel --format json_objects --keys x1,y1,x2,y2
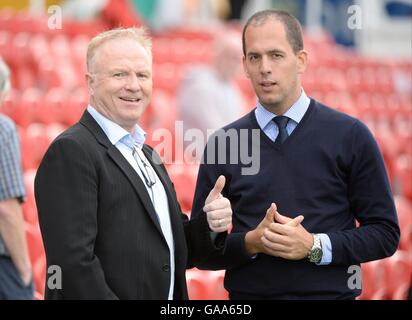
[
  {"x1": 142, "y1": 146, "x2": 186, "y2": 251},
  {"x1": 79, "y1": 111, "x2": 165, "y2": 238},
  {"x1": 106, "y1": 146, "x2": 165, "y2": 237}
]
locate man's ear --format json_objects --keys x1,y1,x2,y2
[
  {"x1": 242, "y1": 56, "x2": 250, "y2": 79},
  {"x1": 86, "y1": 73, "x2": 94, "y2": 96},
  {"x1": 297, "y1": 50, "x2": 308, "y2": 75}
]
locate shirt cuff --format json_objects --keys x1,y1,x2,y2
[{"x1": 317, "y1": 233, "x2": 332, "y2": 265}]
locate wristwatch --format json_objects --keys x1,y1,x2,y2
[{"x1": 307, "y1": 234, "x2": 323, "y2": 264}]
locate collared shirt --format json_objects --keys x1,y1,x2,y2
[
  {"x1": 87, "y1": 105, "x2": 175, "y2": 299},
  {"x1": 254, "y1": 91, "x2": 332, "y2": 265},
  {"x1": 0, "y1": 115, "x2": 26, "y2": 256},
  {"x1": 255, "y1": 89, "x2": 310, "y2": 141}
]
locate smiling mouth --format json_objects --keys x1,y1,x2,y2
[{"x1": 119, "y1": 97, "x2": 141, "y2": 103}]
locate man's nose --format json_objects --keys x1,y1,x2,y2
[
  {"x1": 125, "y1": 74, "x2": 140, "y2": 91},
  {"x1": 259, "y1": 56, "x2": 272, "y2": 75}
]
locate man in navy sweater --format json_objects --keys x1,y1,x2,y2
[{"x1": 191, "y1": 9, "x2": 400, "y2": 299}]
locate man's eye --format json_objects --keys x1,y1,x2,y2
[
  {"x1": 249, "y1": 56, "x2": 258, "y2": 62},
  {"x1": 114, "y1": 73, "x2": 126, "y2": 77}
]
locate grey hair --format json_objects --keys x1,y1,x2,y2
[
  {"x1": 86, "y1": 27, "x2": 152, "y2": 72},
  {"x1": 0, "y1": 58, "x2": 10, "y2": 94}
]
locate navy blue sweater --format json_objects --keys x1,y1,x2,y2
[{"x1": 191, "y1": 99, "x2": 400, "y2": 299}]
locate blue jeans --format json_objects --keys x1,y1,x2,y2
[{"x1": 0, "y1": 256, "x2": 34, "y2": 300}]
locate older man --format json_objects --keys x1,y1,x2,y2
[{"x1": 35, "y1": 27, "x2": 232, "y2": 300}]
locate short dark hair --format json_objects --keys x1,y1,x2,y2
[{"x1": 242, "y1": 9, "x2": 304, "y2": 56}]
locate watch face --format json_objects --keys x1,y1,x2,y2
[{"x1": 310, "y1": 248, "x2": 323, "y2": 263}]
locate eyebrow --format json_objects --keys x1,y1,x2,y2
[
  {"x1": 267, "y1": 49, "x2": 286, "y2": 55},
  {"x1": 247, "y1": 49, "x2": 286, "y2": 57},
  {"x1": 109, "y1": 68, "x2": 151, "y2": 74},
  {"x1": 108, "y1": 68, "x2": 127, "y2": 73}
]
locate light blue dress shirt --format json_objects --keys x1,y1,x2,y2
[
  {"x1": 87, "y1": 105, "x2": 176, "y2": 298},
  {"x1": 254, "y1": 91, "x2": 332, "y2": 265}
]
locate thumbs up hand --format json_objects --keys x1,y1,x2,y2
[{"x1": 203, "y1": 176, "x2": 232, "y2": 233}]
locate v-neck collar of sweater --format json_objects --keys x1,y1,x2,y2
[{"x1": 251, "y1": 99, "x2": 316, "y2": 151}]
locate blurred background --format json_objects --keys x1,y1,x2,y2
[{"x1": 0, "y1": 0, "x2": 410, "y2": 300}]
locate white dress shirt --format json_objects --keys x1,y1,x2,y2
[{"x1": 87, "y1": 105, "x2": 176, "y2": 299}]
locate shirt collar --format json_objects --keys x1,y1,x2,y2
[
  {"x1": 255, "y1": 89, "x2": 310, "y2": 130},
  {"x1": 86, "y1": 105, "x2": 147, "y2": 149}
]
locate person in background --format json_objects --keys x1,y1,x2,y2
[
  {"x1": 177, "y1": 30, "x2": 246, "y2": 156},
  {"x1": 0, "y1": 58, "x2": 34, "y2": 300}
]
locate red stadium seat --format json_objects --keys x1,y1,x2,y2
[
  {"x1": 395, "y1": 196, "x2": 412, "y2": 252},
  {"x1": 21, "y1": 123, "x2": 51, "y2": 170},
  {"x1": 65, "y1": 88, "x2": 88, "y2": 126},
  {"x1": 207, "y1": 270, "x2": 228, "y2": 300},
  {"x1": 145, "y1": 88, "x2": 178, "y2": 137},
  {"x1": 395, "y1": 155, "x2": 412, "y2": 201},
  {"x1": 40, "y1": 88, "x2": 70, "y2": 124},
  {"x1": 186, "y1": 269, "x2": 228, "y2": 300},
  {"x1": 9, "y1": 88, "x2": 40, "y2": 127},
  {"x1": 34, "y1": 290, "x2": 44, "y2": 300},
  {"x1": 152, "y1": 37, "x2": 171, "y2": 64},
  {"x1": 358, "y1": 260, "x2": 386, "y2": 300},
  {"x1": 153, "y1": 63, "x2": 182, "y2": 94},
  {"x1": 22, "y1": 169, "x2": 38, "y2": 225},
  {"x1": 382, "y1": 252, "x2": 412, "y2": 300},
  {"x1": 187, "y1": 39, "x2": 213, "y2": 64},
  {"x1": 166, "y1": 164, "x2": 197, "y2": 214},
  {"x1": 25, "y1": 223, "x2": 45, "y2": 269},
  {"x1": 70, "y1": 35, "x2": 89, "y2": 70},
  {"x1": 33, "y1": 253, "x2": 46, "y2": 297},
  {"x1": 186, "y1": 269, "x2": 211, "y2": 300}
]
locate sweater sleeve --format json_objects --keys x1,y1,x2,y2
[{"x1": 328, "y1": 121, "x2": 400, "y2": 266}]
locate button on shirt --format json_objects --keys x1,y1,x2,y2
[
  {"x1": 254, "y1": 91, "x2": 332, "y2": 265},
  {"x1": 87, "y1": 105, "x2": 175, "y2": 299}
]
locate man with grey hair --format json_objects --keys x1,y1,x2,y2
[
  {"x1": 35, "y1": 27, "x2": 233, "y2": 299},
  {"x1": 0, "y1": 58, "x2": 34, "y2": 299}
]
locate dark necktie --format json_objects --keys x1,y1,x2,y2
[{"x1": 273, "y1": 116, "x2": 289, "y2": 145}]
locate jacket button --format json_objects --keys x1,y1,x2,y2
[{"x1": 162, "y1": 264, "x2": 170, "y2": 272}]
